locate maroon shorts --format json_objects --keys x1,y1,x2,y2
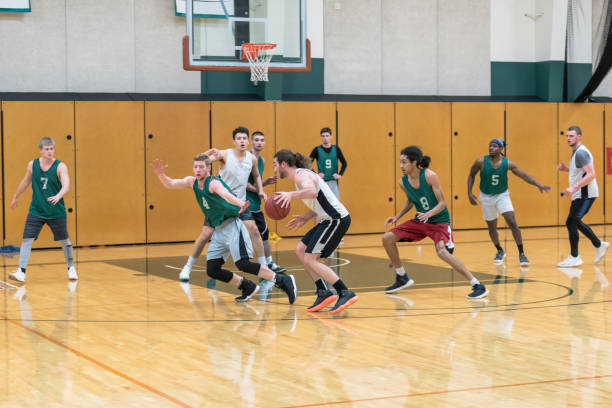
[{"x1": 390, "y1": 219, "x2": 454, "y2": 247}]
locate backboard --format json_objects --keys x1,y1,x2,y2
[{"x1": 181, "y1": 0, "x2": 310, "y2": 72}]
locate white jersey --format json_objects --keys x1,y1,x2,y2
[
  {"x1": 219, "y1": 149, "x2": 253, "y2": 201},
  {"x1": 295, "y1": 168, "x2": 349, "y2": 220},
  {"x1": 569, "y1": 144, "x2": 598, "y2": 200}
]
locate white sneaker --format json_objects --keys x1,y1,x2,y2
[
  {"x1": 9, "y1": 269, "x2": 26, "y2": 283},
  {"x1": 557, "y1": 255, "x2": 582, "y2": 267},
  {"x1": 67, "y1": 266, "x2": 78, "y2": 280},
  {"x1": 594, "y1": 241, "x2": 610, "y2": 263},
  {"x1": 179, "y1": 266, "x2": 191, "y2": 281}
]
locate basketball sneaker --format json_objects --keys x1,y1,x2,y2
[
  {"x1": 557, "y1": 255, "x2": 582, "y2": 267},
  {"x1": 268, "y1": 262, "x2": 286, "y2": 273},
  {"x1": 235, "y1": 279, "x2": 259, "y2": 302},
  {"x1": 9, "y1": 269, "x2": 26, "y2": 283},
  {"x1": 68, "y1": 266, "x2": 78, "y2": 280},
  {"x1": 307, "y1": 289, "x2": 338, "y2": 312},
  {"x1": 179, "y1": 265, "x2": 191, "y2": 281},
  {"x1": 594, "y1": 241, "x2": 610, "y2": 263},
  {"x1": 519, "y1": 253, "x2": 529, "y2": 266},
  {"x1": 385, "y1": 274, "x2": 414, "y2": 293},
  {"x1": 467, "y1": 283, "x2": 489, "y2": 299},
  {"x1": 493, "y1": 250, "x2": 506, "y2": 264},
  {"x1": 328, "y1": 290, "x2": 359, "y2": 315},
  {"x1": 275, "y1": 274, "x2": 297, "y2": 304}
]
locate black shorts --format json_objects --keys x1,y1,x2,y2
[
  {"x1": 23, "y1": 214, "x2": 69, "y2": 241},
  {"x1": 251, "y1": 211, "x2": 269, "y2": 241},
  {"x1": 301, "y1": 215, "x2": 350, "y2": 258}
]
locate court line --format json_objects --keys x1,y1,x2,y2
[
  {"x1": 0, "y1": 313, "x2": 192, "y2": 408},
  {"x1": 282, "y1": 373, "x2": 612, "y2": 407}
]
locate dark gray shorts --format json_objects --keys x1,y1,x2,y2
[{"x1": 23, "y1": 214, "x2": 69, "y2": 241}]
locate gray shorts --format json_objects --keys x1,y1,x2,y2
[
  {"x1": 206, "y1": 218, "x2": 253, "y2": 262},
  {"x1": 325, "y1": 180, "x2": 340, "y2": 199},
  {"x1": 23, "y1": 214, "x2": 69, "y2": 241}
]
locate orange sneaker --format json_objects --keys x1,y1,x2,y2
[
  {"x1": 307, "y1": 289, "x2": 338, "y2": 312},
  {"x1": 328, "y1": 290, "x2": 358, "y2": 315}
]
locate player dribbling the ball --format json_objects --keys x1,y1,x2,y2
[{"x1": 273, "y1": 149, "x2": 358, "y2": 315}]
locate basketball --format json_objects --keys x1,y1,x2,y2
[{"x1": 265, "y1": 197, "x2": 290, "y2": 220}]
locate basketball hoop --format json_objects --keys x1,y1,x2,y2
[{"x1": 241, "y1": 43, "x2": 276, "y2": 85}]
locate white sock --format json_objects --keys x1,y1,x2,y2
[
  {"x1": 186, "y1": 256, "x2": 196, "y2": 269},
  {"x1": 395, "y1": 266, "x2": 406, "y2": 276},
  {"x1": 266, "y1": 256, "x2": 273, "y2": 264},
  {"x1": 258, "y1": 257, "x2": 267, "y2": 266},
  {"x1": 470, "y1": 278, "x2": 480, "y2": 286}
]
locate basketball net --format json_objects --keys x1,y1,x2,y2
[{"x1": 241, "y1": 43, "x2": 276, "y2": 85}]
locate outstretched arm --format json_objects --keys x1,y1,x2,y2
[
  {"x1": 202, "y1": 148, "x2": 226, "y2": 164},
  {"x1": 467, "y1": 157, "x2": 483, "y2": 205},
  {"x1": 10, "y1": 161, "x2": 34, "y2": 209},
  {"x1": 48, "y1": 163, "x2": 70, "y2": 205},
  {"x1": 150, "y1": 159, "x2": 194, "y2": 189},
  {"x1": 384, "y1": 181, "x2": 414, "y2": 229},
  {"x1": 417, "y1": 170, "x2": 447, "y2": 223},
  {"x1": 209, "y1": 179, "x2": 249, "y2": 213},
  {"x1": 509, "y1": 161, "x2": 550, "y2": 193}
]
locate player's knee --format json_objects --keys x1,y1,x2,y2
[
  {"x1": 566, "y1": 216, "x2": 578, "y2": 228},
  {"x1": 435, "y1": 244, "x2": 448, "y2": 259},
  {"x1": 206, "y1": 259, "x2": 232, "y2": 282},
  {"x1": 235, "y1": 258, "x2": 261, "y2": 275},
  {"x1": 382, "y1": 232, "x2": 396, "y2": 246}
]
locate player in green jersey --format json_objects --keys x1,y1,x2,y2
[
  {"x1": 383, "y1": 146, "x2": 488, "y2": 299},
  {"x1": 468, "y1": 139, "x2": 550, "y2": 266},
  {"x1": 9, "y1": 137, "x2": 77, "y2": 283},
  {"x1": 309, "y1": 127, "x2": 347, "y2": 200},
  {"x1": 151, "y1": 154, "x2": 297, "y2": 303}
]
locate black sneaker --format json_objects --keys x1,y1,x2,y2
[
  {"x1": 275, "y1": 274, "x2": 297, "y2": 304},
  {"x1": 235, "y1": 279, "x2": 259, "y2": 302},
  {"x1": 307, "y1": 289, "x2": 338, "y2": 312},
  {"x1": 328, "y1": 289, "x2": 359, "y2": 315},
  {"x1": 385, "y1": 274, "x2": 414, "y2": 294},
  {"x1": 493, "y1": 250, "x2": 506, "y2": 264},
  {"x1": 268, "y1": 262, "x2": 286, "y2": 273},
  {"x1": 467, "y1": 283, "x2": 489, "y2": 299}
]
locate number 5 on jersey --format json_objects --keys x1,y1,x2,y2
[{"x1": 491, "y1": 174, "x2": 499, "y2": 186}]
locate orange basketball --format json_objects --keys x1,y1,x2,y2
[{"x1": 265, "y1": 197, "x2": 290, "y2": 220}]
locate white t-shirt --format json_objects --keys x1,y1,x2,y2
[
  {"x1": 219, "y1": 149, "x2": 253, "y2": 201},
  {"x1": 569, "y1": 144, "x2": 598, "y2": 200}
]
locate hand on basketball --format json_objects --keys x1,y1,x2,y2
[
  {"x1": 468, "y1": 193, "x2": 478, "y2": 206},
  {"x1": 538, "y1": 185, "x2": 551, "y2": 193},
  {"x1": 384, "y1": 216, "x2": 398, "y2": 229},
  {"x1": 238, "y1": 200, "x2": 250, "y2": 214},
  {"x1": 287, "y1": 214, "x2": 307, "y2": 230},
  {"x1": 416, "y1": 211, "x2": 430, "y2": 223},
  {"x1": 333, "y1": 173, "x2": 341, "y2": 180},
  {"x1": 263, "y1": 175, "x2": 277, "y2": 186},
  {"x1": 151, "y1": 159, "x2": 167, "y2": 176},
  {"x1": 557, "y1": 162, "x2": 569, "y2": 172},
  {"x1": 47, "y1": 195, "x2": 61, "y2": 205},
  {"x1": 273, "y1": 191, "x2": 292, "y2": 208}
]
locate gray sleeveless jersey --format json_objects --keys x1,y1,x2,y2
[
  {"x1": 219, "y1": 149, "x2": 253, "y2": 201},
  {"x1": 569, "y1": 144, "x2": 598, "y2": 200}
]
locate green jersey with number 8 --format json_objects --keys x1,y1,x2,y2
[
  {"x1": 29, "y1": 158, "x2": 66, "y2": 219},
  {"x1": 479, "y1": 156, "x2": 508, "y2": 195},
  {"x1": 401, "y1": 169, "x2": 450, "y2": 224}
]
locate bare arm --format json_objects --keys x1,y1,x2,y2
[
  {"x1": 48, "y1": 162, "x2": 70, "y2": 205},
  {"x1": 10, "y1": 161, "x2": 34, "y2": 209},
  {"x1": 508, "y1": 161, "x2": 550, "y2": 193},
  {"x1": 417, "y1": 170, "x2": 447, "y2": 223},
  {"x1": 209, "y1": 179, "x2": 249, "y2": 213},
  {"x1": 384, "y1": 181, "x2": 414, "y2": 229},
  {"x1": 203, "y1": 148, "x2": 226, "y2": 164},
  {"x1": 563, "y1": 162, "x2": 596, "y2": 196},
  {"x1": 250, "y1": 156, "x2": 266, "y2": 199},
  {"x1": 467, "y1": 157, "x2": 483, "y2": 205},
  {"x1": 150, "y1": 159, "x2": 195, "y2": 189},
  {"x1": 274, "y1": 171, "x2": 318, "y2": 208}
]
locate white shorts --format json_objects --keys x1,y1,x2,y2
[
  {"x1": 480, "y1": 191, "x2": 514, "y2": 221},
  {"x1": 206, "y1": 218, "x2": 253, "y2": 262}
]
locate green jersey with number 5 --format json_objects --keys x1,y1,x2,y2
[
  {"x1": 29, "y1": 158, "x2": 66, "y2": 219},
  {"x1": 401, "y1": 169, "x2": 450, "y2": 224},
  {"x1": 193, "y1": 175, "x2": 240, "y2": 227},
  {"x1": 479, "y1": 156, "x2": 508, "y2": 195}
]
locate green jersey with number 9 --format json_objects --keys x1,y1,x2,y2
[
  {"x1": 193, "y1": 176, "x2": 240, "y2": 227},
  {"x1": 479, "y1": 156, "x2": 508, "y2": 195},
  {"x1": 29, "y1": 158, "x2": 66, "y2": 219},
  {"x1": 402, "y1": 169, "x2": 450, "y2": 224},
  {"x1": 316, "y1": 145, "x2": 338, "y2": 181}
]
